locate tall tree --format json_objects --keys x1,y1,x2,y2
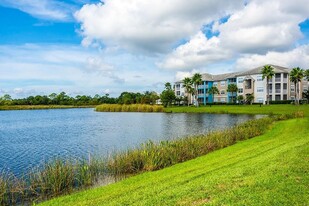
[
  {"x1": 227, "y1": 84, "x2": 238, "y2": 103},
  {"x1": 261, "y1": 65, "x2": 275, "y2": 105},
  {"x1": 182, "y1": 77, "x2": 193, "y2": 106},
  {"x1": 290, "y1": 67, "x2": 304, "y2": 105},
  {"x1": 191, "y1": 73, "x2": 202, "y2": 107},
  {"x1": 305, "y1": 69, "x2": 309, "y2": 80},
  {"x1": 208, "y1": 86, "x2": 219, "y2": 104},
  {"x1": 165, "y1": 82, "x2": 172, "y2": 90},
  {"x1": 160, "y1": 83, "x2": 176, "y2": 107}
]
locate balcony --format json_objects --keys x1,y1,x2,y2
[
  {"x1": 275, "y1": 89, "x2": 281, "y2": 93},
  {"x1": 198, "y1": 94, "x2": 205, "y2": 98},
  {"x1": 198, "y1": 85, "x2": 209, "y2": 89},
  {"x1": 275, "y1": 78, "x2": 281, "y2": 82}
]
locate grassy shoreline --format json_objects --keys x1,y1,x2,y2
[
  {"x1": 40, "y1": 117, "x2": 309, "y2": 206},
  {"x1": 0, "y1": 105, "x2": 95, "y2": 111},
  {"x1": 165, "y1": 104, "x2": 309, "y2": 116}
]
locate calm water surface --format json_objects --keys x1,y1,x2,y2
[{"x1": 0, "y1": 108, "x2": 263, "y2": 175}]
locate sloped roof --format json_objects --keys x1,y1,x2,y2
[
  {"x1": 212, "y1": 72, "x2": 239, "y2": 81},
  {"x1": 176, "y1": 65, "x2": 290, "y2": 83},
  {"x1": 236, "y1": 64, "x2": 289, "y2": 76}
]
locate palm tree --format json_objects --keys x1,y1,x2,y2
[
  {"x1": 246, "y1": 93, "x2": 254, "y2": 105},
  {"x1": 237, "y1": 95, "x2": 244, "y2": 104},
  {"x1": 192, "y1": 73, "x2": 202, "y2": 107},
  {"x1": 261, "y1": 65, "x2": 275, "y2": 105},
  {"x1": 305, "y1": 69, "x2": 309, "y2": 80},
  {"x1": 227, "y1": 84, "x2": 238, "y2": 103},
  {"x1": 165, "y1": 82, "x2": 172, "y2": 90},
  {"x1": 290, "y1": 67, "x2": 304, "y2": 105},
  {"x1": 208, "y1": 86, "x2": 219, "y2": 104},
  {"x1": 182, "y1": 77, "x2": 193, "y2": 106}
]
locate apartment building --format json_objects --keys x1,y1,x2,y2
[{"x1": 174, "y1": 65, "x2": 309, "y2": 105}]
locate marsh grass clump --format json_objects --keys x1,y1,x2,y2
[
  {"x1": 106, "y1": 117, "x2": 276, "y2": 174},
  {"x1": 95, "y1": 104, "x2": 164, "y2": 112}
]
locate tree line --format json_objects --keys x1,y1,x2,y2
[{"x1": 0, "y1": 91, "x2": 160, "y2": 106}]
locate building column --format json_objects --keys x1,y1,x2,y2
[{"x1": 203, "y1": 81, "x2": 206, "y2": 105}]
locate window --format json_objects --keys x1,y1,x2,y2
[
  {"x1": 275, "y1": 73, "x2": 281, "y2": 82},
  {"x1": 238, "y1": 88, "x2": 243, "y2": 93},
  {"x1": 291, "y1": 85, "x2": 295, "y2": 92},
  {"x1": 257, "y1": 75, "x2": 263, "y2": 81},
  {"x1": 275, "y1": 95, "x2": 281, "y2": 101},
  {"x1": 238, "y1": 78, "x2": 244, "y2": 83},
  {"x1": 176, "y1": 84, "x2": 180, "y2": 90},
  {"x1": 257, "y1": 87, "x2": 263, "y2": 92},
  {"x1": 176, "y1": 91, "x2": 180, "y2": 95},
  {"x1": 283, "y1": 95, "x2": 287, "y2": 100},
  {"x1": 221, "y1": 81, "x2": 225, "y2": 86},
  {"x1": 220, "y1": 90, "x2": 225, "y2": 95},
  {"x1": 283, "y1": 83, "x2": 287, "y2": 90},
  {"x1": 229, "y1": 78, "x2": 236, "y2": 83},
  {"x1": 283, "y1": 73, "x2": 288, "y2": 78},
  {"x1": 213, "y1": 82, "x2": 218, "y2": 87}
]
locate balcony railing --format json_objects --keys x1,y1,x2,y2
[
  {"x1": 275, "y1": 89, "x2": 281, "y2": 93},
  {"x1": 275, "y1": 78, "x2": 281, "y2": 82}
]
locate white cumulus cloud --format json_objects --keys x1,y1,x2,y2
[
  {"x1": 236, "y1": 45, "x2": 309, "y2": 70},
  {"x1": 75, "y1": 0, "x2": 244, "y2": 53},
  {"x1": 159, "y1": 32, "x2": 232, "y2": 70}
]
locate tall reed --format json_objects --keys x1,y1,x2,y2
[{"x1": 95, "y1": 104, "x2": 164, "y2": 112}]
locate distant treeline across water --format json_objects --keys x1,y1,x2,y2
[{"x1": 0, "y1": 91, "x2": 160, "y2": 106}]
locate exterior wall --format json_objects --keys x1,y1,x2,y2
[
  {"x1": 197, "y1": 81, "x2": 214, "y2": 105},
  {"x1": 227, "y1": 78, "x2": 237, "y2": 103},
  {"x1": 268, "y1": 73, "x2": 289, "y2": 101},
  {"x1": 213, "y1": 80, "x2": 228, "y2": 103},
  {"x1": 237, "y1": 72, "x2": 290, "y2": 104},
  {"x1": 174, "y1": 82, "x2": 185, "y2": 97},
  {"x1": 252, "y1": 74, "x2": 266, "y2": 103}
]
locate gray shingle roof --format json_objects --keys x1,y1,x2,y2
[
  {"x1": 236, "y1": 64, "x2": 289, "y2": 76},
  {"x1": 177, "y1": 65, "x2": 290, "y2": 83}
]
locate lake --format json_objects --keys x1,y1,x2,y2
[{"x1": 0, "y1": 108, "x2": 263, "y2": 176}]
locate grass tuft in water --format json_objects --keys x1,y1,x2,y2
[{"x1": 95, "y1": 104, "x2": 164, "y2": 112}]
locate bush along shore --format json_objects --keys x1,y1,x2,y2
[
  {"x1": 0, "y1": 112, "x2": 304, "y2": 206},
  {"x1": 95, "y1": 104, "x2": 164, "y2": 112}
]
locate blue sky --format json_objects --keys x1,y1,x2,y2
[{"x1": 0, "y1": 0, "x2": 308, "y2": 98}]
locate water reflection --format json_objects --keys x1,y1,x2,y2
[{"x1": 0, "y1": 109, "x2": 263, "y2": 176}]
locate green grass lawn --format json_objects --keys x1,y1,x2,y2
[
  {"x1": 164, "y1": 104, "x2": 309, "y2": 116},
  {"x1": 39, "y1": 118, "x2": 309, "y2": 206}
]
